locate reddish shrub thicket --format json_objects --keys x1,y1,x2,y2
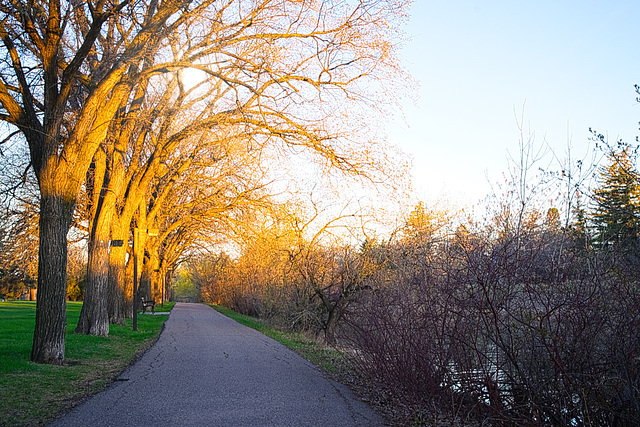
[{"x1": 342, "y1": 231, "x2": 640, "y2": 426}]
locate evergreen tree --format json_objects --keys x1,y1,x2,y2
[
  {"x1": 592, "y1": 145, "x2": 640, "y2": 253},
  {"x1": 569, "y1": 192, "x2": 591, "y2": 252}
]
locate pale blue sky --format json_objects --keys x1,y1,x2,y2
[{"x1": 389, "y1": 1, "x2": 640, "y2": 204}]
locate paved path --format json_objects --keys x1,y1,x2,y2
[{"x1": 49, "y1": 303, "x2": 382, "y2": 426}]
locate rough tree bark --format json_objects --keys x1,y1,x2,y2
[
  {"x1": 107, "y1": 226, "x2": 128, "y2": 325},
  {"x1": 31, "y1": 193, "x2": 73, "y2": 364},
  {"x1": 76, "y1": 200, "x2": 113, "y2": 335}
]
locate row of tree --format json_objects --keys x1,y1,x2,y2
[
  {"x1": 187, "y1": 140, "x2": 640, "y2": 425},
  {"x1": 0, "y1": 0, "x2": 408, "y2": 364}
]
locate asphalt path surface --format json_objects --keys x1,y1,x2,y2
[{"x1": 49, "y1": 303, "x2": 383, "y2": 427}]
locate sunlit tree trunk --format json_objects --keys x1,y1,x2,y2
[
  {"x1": 157, "y1": 264, "x2": 168, "y2": 305},
  {"x1": 76, "y1": 149, "x2": 110, "y2": 335},
  {"x1": 125, "y1": 244, "x2": 135, "y2": 317},
  {"x1": 31, "y1": 192, "x2": 72, "y2": 364},
  {"x1": 139, "y1": 243, "x2": 158, "y2": 301},
  {"x1": 140, "y1": 259, "x2": 152, "y2": 301},
  {"x1": 76, "y1": 201, "x2": 113, "y2": 335},
  {"x1": 148, "y1": 251, "x2": 161, "y2": 301},
  {"x1": 109, "y1": 212, "x2": 139, "y2": 320},
  {"x1": 136, "y1": 201, "x2": 149, "y2": 303},
  {"x1": 108, "y1": 222, "x2": 128, "y2": 325},
  {"x1": 81, "y1": 128, "x2": 129, "y2": 330},
  {"x1": 108, "y1": 251, "x2": 127, "y2": 324}
]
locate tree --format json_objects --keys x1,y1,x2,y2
[
  {"x1": 76, "y1": 0, "x2": 409, "y2": 334},
  {"x1": 0, "y1": 191, "x2": 39, "y2": 300},
  {"x1": 189, "y1": 252, "x2": 233, "y2": 304},
  {"x1": 0, "y1": 1, "x2": 206, "y2": 363},
  {"x1": 592, "y1": 144, "x2": 640, "y2": 255},
  {"x1": 1, "y1": 0, "x2": 408, "y2": 362}
]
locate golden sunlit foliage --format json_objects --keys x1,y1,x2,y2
[{"x1": 0, "y1": 0, "x2": 411, "y2": 362}]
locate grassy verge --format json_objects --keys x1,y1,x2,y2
[
  {"x1": 0, "y1": 301, "x2": 171, "y2": 426},
  {"x1": 211, "y1": 305, "x2": 345, "y2": 374}
]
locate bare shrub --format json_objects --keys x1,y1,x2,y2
[{"x1": 341, "y1": 210, "x2": 640, "y2": 425}]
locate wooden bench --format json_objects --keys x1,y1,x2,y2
[{"x1": 140, "y1": 297, "x2": 156, "y2": 313}]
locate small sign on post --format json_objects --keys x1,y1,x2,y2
[{"x1": 111, "y1": 239, "x2": 124, "y2": 247}]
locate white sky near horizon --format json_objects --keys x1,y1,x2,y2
[{"x1": 388, "y1": 1, "x2": 640, "y2": 207}]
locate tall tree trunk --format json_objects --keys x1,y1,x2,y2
[
  {"x1": 140, "y1": 254, "x2": 152, "y2": 301},
  {"x1": 136, "y1": 203, "x2": 150, "y2": 301},
  {"x1": 108, "y1": 237, "x2": 127, "y2": 325},
  {"x1": 125, "y1": 246, "x2": 135, "y2": 317},
  {"x1": 31, "y1": 194, "x2": 72, "y2": 364},
  {"x1": 108, "y1": 205, "x2": 137, "y2": 320},
  {"x1": 148, "y1": 250, "x2": 160, "y2": 301},
  {"x1": 324, "y1": 304, "x2": 343, "y2": 346},
  {"x1": 76, "y1": 151, "x2": 114, "y2": 335},
  {"x1": 75, "y1": 216, "x2": 111, "y2": 335}
]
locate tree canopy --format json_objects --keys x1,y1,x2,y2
[{"x1": 0, "y1": 0, "x2": 410, "y2": 363}]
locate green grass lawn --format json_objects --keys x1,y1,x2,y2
[{"x1": 0, "y1": 301, "x2": 171, "y2": 426}]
